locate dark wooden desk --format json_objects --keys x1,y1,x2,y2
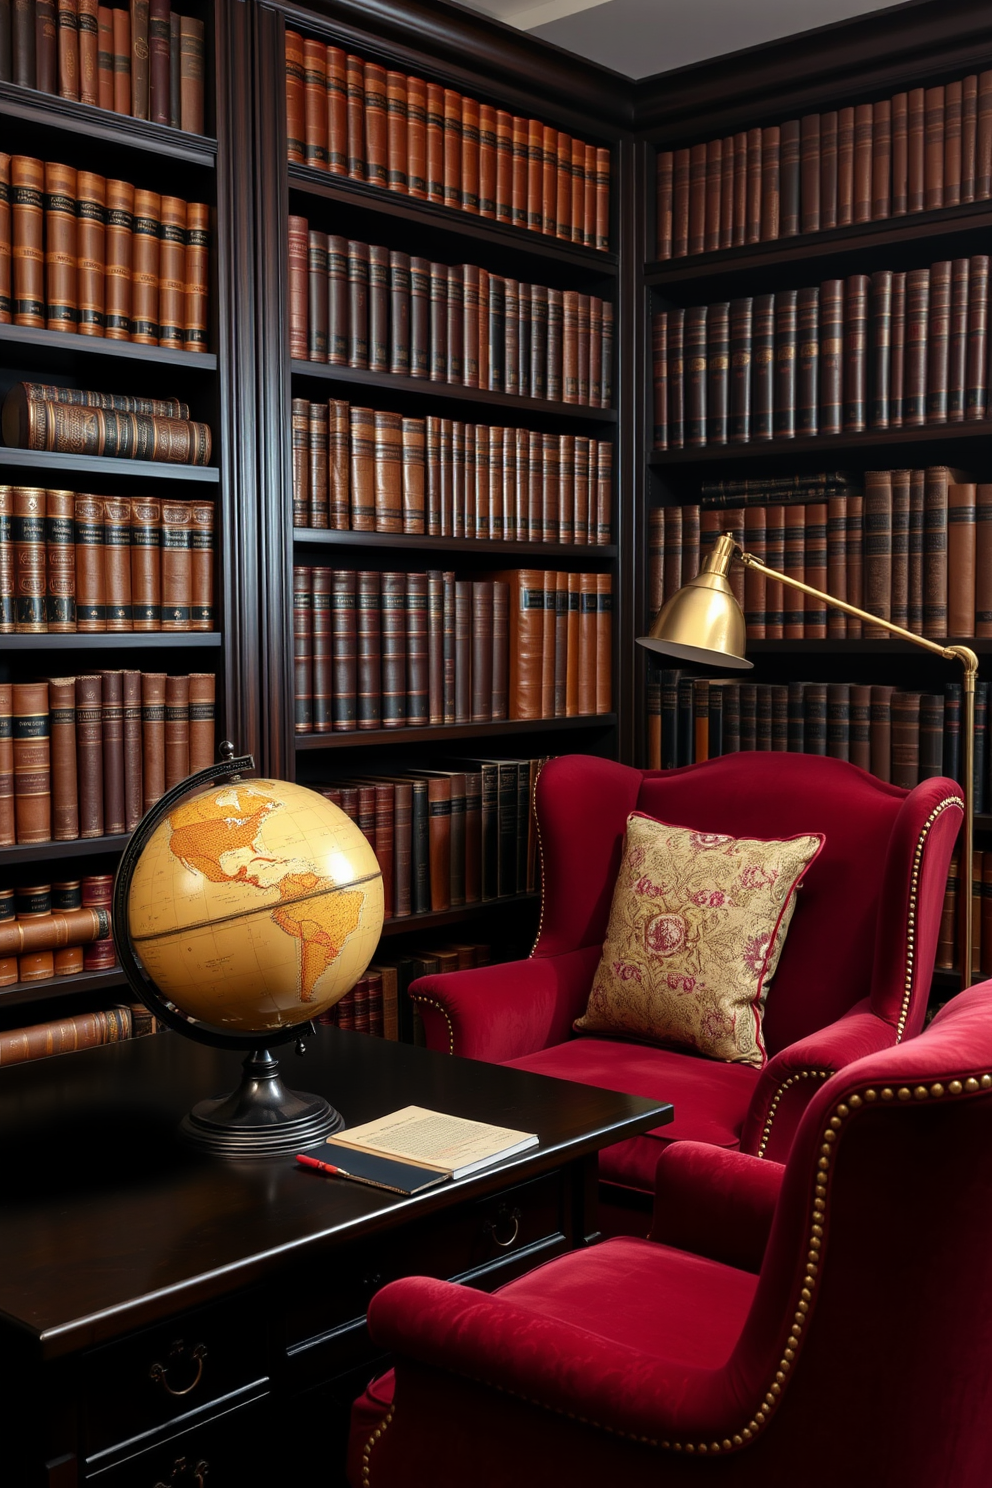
[{"x1": 0, "y1": 1028, "x2": 671, "y2": 1488}]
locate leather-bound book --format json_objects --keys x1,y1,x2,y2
[
  {"x1": 575, "y1": 571, "x2": 599, "y2": 716},
  {"x1": 0, "y1": 488, "x2": 11, "y2": 633},
  {"x1": 50, "y1": 882, "x2": 83, "y2": 976},
  {"x1": 864, "y1": 469, "x2": 893, "y2": 637},
  {"x1": 444, "y1": 91, "x2": 464, "y2": 212},
  {"x1": 977, "y1": 484, "x2": 992, "y2": 637},
  {"x1": 74, "y1": 673, "x2": 103, "y2": 835},
  {"x1": 924, "y1": 466, "x2": 952, "y2": 638},
  {"x1": 780, "y1": 119, "x2": 800, "y2": 236},
  {"x1": 307, "y1": 401, "x2": 328, "y2": 529},
  {"x1": 494, "y1": 110, "x2": 513, "y2": 223},
  {"x1": 182, "y1": 200, "x2": 209, "y2": 353},
  {"x1": 386, "y1": 71, "x2": 407, "y2": 194},
  {"x1": 706, "y1": 301, "x2": 729, "y2": 445},
  {"x1": 185, "y1": 671, "x2": 213, "y2": 772},
  {"x1": 664, "y1": 307, "x2": 683, "y2": 448},
  {"x1": 129, "y1": 497, "x2": 160, "y2": 630},
  {"x1": 905, "y1": 85, "x2": 924, "y2": 208},
  {"x1": 363, "y1": 62, "x2": 387, "y2": 189},
  {"x1": 826, "y1": 683, "x2": 850, "y2": 761},
  {"x1": 103, "y1": 495, "x2": 132, "y2": 631},
  {"x1": 529, "y1": 282, "x2": 547, "y2": 399},
  {"x1": 401, "y1": 417, "x2": 425, "y2": 535},
  {"x1": 293, "y1": 565, "x2": 312, "y2": 733},
  {"x1": 891, "y1": 93, "x2": 908, "y2": 215},
  {"x1": 426, "y1": 776, "x2": 451, "y2": 912},
  {"x1": 310, "y1": 567, "x2": 332, "y2": 734},
  {"x1": 925, "y1": 86, "x2": 945, "y2": 209},
  {"x1": 129, "y1": 0, "x2": 149, "y2": 118},
  {"x1": 760, "y1": 125, "x2": 780, "y2": 240},
  {"x1": 962, "y1": 74, "x2": 978, "y2": 202},
  {"x1": 540, "y1": 433, "x2": 559, "y2": 543},
  {"x1": 966, "y1": 254, "x2": 989, "y2": 420},
  {"x1": 442, "y1": 570, "x2": 456, "y2": 721},
  {"x1": 732, "y1": 130, "x2": 747, "y2": 246},
  {"x1": 817, "y1": 279, "x2": 843, "y2": 434},
  {"x1": 773, "y1": 290, "x2": 797, "y2": 440},
  {"x1": 190, "y1": 501, "x2": 213, "y2": 631},
  {"x1": 744, "y1": 127, "x2": 762, "y2": 243},
  {"x1": 12, "y1": 0, "x2": 34, "y2": 87},
  {"x1": 451, "y1": 578, "x2": 471, "y2": 723},
  {"x1": 147, "y1": 0, "x2": 170, "y2": 123},
  {"x1": 671, "y1": 146, "x2": 689, "y2": 257},
  {"x1": 44, "y1": 489, "x2": 74, "y2": 633},
  {"x1": 843, "y1": 274, "x2": 869, "y2": 432},
  {"x1": 377, "y1": 571, "x2": 405, "y2": 730},
  {"x1": 157, "y1": 196, "x2": 186, "y2": 351},
  {"x1": 35, "y1": 0, "x2": 55, "y2": 94},
  {"x1": 504, "y1": 278, "x2": 520, "y2": 396},
  {"x1": 446, "y1": 264, "x2": 464, "y2": 383},
  {"x1": 751, "y1": 293, "x2": 774, "y2": 441},
  {"x1": 426, "y1": 84, "x2": 444, "y2": 202},
  {"x1": 428, "y1": 260, "x2": 447, "y2": 381},
  {"x1": 12, "y1": 155, "x2": 44, "y2": 328},
  {"x1": 662, "y1": 503, "x2": 681, "y2": 601},
  {"x1": 937, "y1": 851, "x2": 959, "y2": 968},
  {"x1": 46, "y1": 677, "x2": 78, "y2": 840},
  {"x1": 0, "y1": 157, "x2": 10, "y2": 326},
  {"x1": 373, "y1": 410, "x2": 402, "y2": 534},
  {"x1": 795, "y1": 285, "x2": 819, "y2": 436},
  {"x1": 926, "y1": 259, "x2": 951, "y2": 424},
  {"x1": 805, "y1": 502, "x2": 828, "y2": 637},
  {"x1": 405, "y1": 572, "x2": 428, "y2": 725},
  {"x1": 890, "y1": 271, "x2": 906, "y2": 427},
  {"x1": 656, "y1": 148, "x2": 673, "y2": 258},
  {"x1": 329, "y1": 399, "x2": 350, "y2": 530},
  {"x1": 73, "y1": 494, "x2": 104, "y2": 632},
  {"x1": 330, "y1": 569, "x2": 356, "y2": 731},
  {"x1": 304, "y1": 229, "x2": 328, "y2": 363},
  {"x1": 891, "y1": 469, "x2": 910, "y2": 629},
  {"x1": 385, "y1": 249, "x2": 410, "y2": 376},
  {"x1": 346, "y1": 238, "x2": 368, "y2": 368},
  {"x1": 908, "y1": 469, "x2": 925, "y2": 631},
  {"x1": 461, "y1": 263, "x2": 480, "y2": 388},
  {"x1": 978, "y1": 71, "x2": 992, "y2": 198},
  {"x1": 16, "y1": 884, "x2": 54, "y2": 982},
  {"x1": 799, "y1": 114, "x2": 820, "y2": 233},
  {"x1": 349, "y1": 406, "x2": 375, "y2": 531},
  {"x1": 13, "y1": 486, "x2": 45, "y2": 633},
  {"x1": 852, "y1": 104, "x2": 873, "y2": 222},
  {"x1": 718, "y1": 135, "x2": 734, "y2": 249},
  {"x1": 467, "y1": 580, "x2": 493, "y2": 723},
  {"x1": 325, "y1": 235, "x2": 347, "y2": 365},
  {"x1": 735, "y1": 682, "x2": 756, "y2": 753},
  {"x1": 355, "y1": 570, "x2": 381, "y2": 731},
  {"x1": 944, "y1": 79, "x2": 963, "y2": 207},
  {"x1": 425, "y1": 416, "x2": 442, "y2": 534},
  {"x1": 728, "y1": 297, "x2": 752, "y2": 443},
  {"x1": 836, "y1": 106, "x2": 854, "y2": 226},
  {"x1": 426, "y1": 571, "x2": 443, "y2": 724},
  {"x1": 799, "y1": 683, "x2": 825, "y2": 756},
  {"x1": 111, "y1": 6, "x2": 129, "y2": 113},
  {"x1": 177, "y1": 15, "x2": 203, "y2": 133},
  {"x1": 479, "y1": 105, "x2": 497, "y2": 219},
  {"x1": 868, "y1": 271, "x2": 892, "y2": 429},
  {"x1": 545, "y1": 284, "x2": 562, "y2": 401},
  {"x1": 103, "y1": 176, "x2": 135, "y2": 338},
  {"x1": 687, "y1": 141, "x2": 706, "y2": 254},
  {"x1": 489, "y1": 274, "x2": 506, "y2": 394},
  {"x1": 579, "y1": 292, "x2": 593, "y2": 409},
  {"x1": 122, "y1": 669, "x2": 142, "y2": 825},
  {"x1": 943, "y1": 682, "x2": 962, "y2": 784},
  {"x1": 704, "y1": 138, "x2": 721, "y2": 252},
  {"x1": 100, "y1": 669, "x2": 125, "y2": 828},
  {"x1": 509, "y1": 115, "x2": 527, "y2": 226},
  {"x1": 783, "y1": 505, "x2": 805, "y2": 638},
  {"x1": 948, "y1": 257, "x2": 969, "y2": 422},
  {"x1": 764, "y1": 502, "x2": 784, "y2": 638},
  {"x1": 12, "y1": 683, "x2": 49, "y2": 843},
  {"x1": 891, "y1": 692, "x2": 921, "y2": 789},
  {"x1": 589, "y1": 294, "x2": 603, "y2": 407},
  {"x1": 460, "y1": 96, "x2": 479, "y2": 213},
  {"x1": 948, "y1": 483, "x2": 977, "y2": 637},
  {"x1": 846, "y1": 492, "x2": 864, "y2": 639},
  {"x1": 556, "y1": 434, "x2": 573, "y2": 544},
  {"x1": 489, "y1": 424, "x2": 505, "y2": 540},
  {"x1": 409, "y1": 256, "x2": 429, "y2": 379},
  {"x1": 684, "y1": 304, "x2": 708, "y2": 446},
  {"x1": 743, "y1": 505, "x2": 766, "y2": 638},
  {"x1": 80, "y1": 874, "x2": 115, "y2": 969},
  {"x1": 367, "y1": 242, "x2": 389, "y2": 372},
  {"x1": 903, "y1": 268, "x2": 929, "y2": 426},
  {"x1": 846, "y1": 684, "x2": 871, "y2": 771},
  {"x1": 596, "y1": 440, "x2": 612, "y2": 547},
  {"x1": 871, "y1": 100, "x2": 891, "y2": 218},
  {"x1": 43, "y1": 160, "x2": 76, "y2": 333}
]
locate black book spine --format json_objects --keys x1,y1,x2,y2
[
  {"x1": 773, "y1": 289, "x2": 797, "y2": 438},
  {"x1": 707, "y1": 301, "x2": 729, "y2": 445},
  {"x1": 729, "y1": 297, "x2": 752, "y2": 444},
  {"x1": 684, "y1": 305, "x2": 708, "y2": 447},
  {"x1": 660, "y1": 667, "x2": 679, "y2": 769},
  {"x1": 751, "y1": 293, "x2": 775, "y2": 441},
  {"x1": 677, "y1": 675, "x2": 694, "y2": 765}
]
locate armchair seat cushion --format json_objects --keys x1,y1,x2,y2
[{"x1": 505, "y1": 1039, "x2": 761, "y2": 1189}]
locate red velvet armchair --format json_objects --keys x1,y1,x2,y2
[
  {"x1": 409, "y1": 753, "x2": 963, "y2": 1208},
  {"x1": 350, "y1": 982, "x2": 992, "y2": 1488}
]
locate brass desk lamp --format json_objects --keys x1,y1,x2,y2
[{"x1": 637, "y1": 531, "x2": 978, "y2": 988}]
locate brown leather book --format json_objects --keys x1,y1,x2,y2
[
  {"x1": 129, "y1": 0, "x2": 149, "y2": 117},
  {"x1": 12, "y1": 485, "x2": 45, "y2": 633},
  {"x1": 177, "y1": 15, "x2": 203, "y2": 133},
  {"x1": 890, "y1": 691, "x2": 921, "y2": 789},
  {"x1": 819, "y1": 281, "x2": 843, "y2": 434},
  {"x1": 864, "y1": 469, "x2": 893, "y2": 637},
  {"x1": 925, "y1": 85, "x2": 945, "y2": 210},
  {"x1": 963, "y1": 77, "x2": 979, "y2": 202},
  {"x1": 906, "y1": 86, "x2": 925, "y2": 212},
  {"x1": 671, "y1": 146, "x2": 690, "y2": 256},
  {"x1": 426, "y1": 84, "x2": 445, "y2": 203},
  {"x1": 301, "y1": 37, "x2": 327, "y2": 170},
  {"x1": 425, "y1": 776, "x2": 451, "y2": 911},
  {"x1": 122, "y1": 668, "x2": 142, "y2": 827},
  {"x1": 867, "y1": 684, "x2": 894, "y2": 783},
  {"x1": 329, "y1": 399, "x2": 350, "y2": 530},
  {"x1": 42, "y1": 489, "x2": 73, "y2": 633},
  {"x1": 0, "y1": 903, "x2": 109, "y2": 957},
  {"x1": 799, "y1": 114, "x2": 820, "y2": 233},
  {"x1": 0, "y1": 487, "x2": 12, "y2": 633},
  {"x1": 837, "y1": 106, "x2": 854, "y2": 226},
  {"x1": 461, "y1": 95, "x2": 479, "y2": 213},
  {"x1": 843, "y1": 274, "x2": 869, "y2": 433},
  {"x1": 183, "y1": 200, "x2": 209, "y2": 352},
  {"x1": 160, "y1": 499, "x2": 191, "y2": 629},
  {"x1": 852, "y1": 103, "x2": 872, "y2": 222},
  {"x1": 740, "y1": 127, "x2": 759, "y2": 243},
  {"x1": 304, "y1": 228, "x2": 328, "y2": 363},
  {"x1": 743, "y1": 505, "x2": 766, "y2": 639},
  {"x1": 496, "y1": 110, "x2": 513, "y2": 224},
  {"x1": 163, "y1": 672, "x2": 189, "y2": 788},
  {"x1": 406, "y1": 75, "x2": 427, "y2": 198},
  {"x1": 43, "y1": 160, "x2": 76, "y2": 333},
  {"x1": 0, "y1": 688, "x2": 11, "y2": 849},
  {"x1": 81, "y1": 873, "x2": 115, "y2": 969},
  {"x1": 367, "y1": 241, "x2": 388, "y2": 372},
  {"x1": 871, "y1": 99, "x2": 891, "y2": 219},
  {"x1": 903, "y1": 267, "x2": 929, "y2": 426},
  {"x1": 187, "y1": 671, "x2": 214, "y2": 773},
  {"x1": 978, "y1": 71, "x2": 992, "y2": 199},
  {"x1": 12, "y1": 155, "x2": 44, "y2": 328},
  {"x1": 56, "y1": 0, "x2": 78, "y2": 101},
  {"x1": 780, "y1": 119, "x2": 800, "y2": 237},
  {"x1": 12, "y1": 683, "x2": 50, "y2": 843},
  {"x1": 940, "y1": 80, "x2": 963, "y2": 210},
  {"x1": 324, "y1": 234, "x2": 346, "y2": 365},
  {"x1": 948, "y1": 482, "x2": 977, "y2": 637},
  {"x1": 782, "y1": 505, "x2": 805, "y2": 639},
  {"x1": 949, "y1": 256, "x2": 969, "y2": 422},
  {"x1": 409, "y1": 255, "x2": 429, "y2": 379},
  {"x1": 16, "y1": 883, "x2": 54, "y2": 982},
  {"x1": 576, "y1": 571, "x2": 597, "y2": 715},
  {"x1": 99, "y1": 668, "x2": 124, "y2": 831},
  {"x1": 594, "y1": 573, "x2": 612, "y2": 714},
  {"x1": 74, "y1": 673, "x2": 103, "y2": 836},
  {"x1": 311, "y1": 567, "x2": 332, "y2": 733},
  {"x1": 147, "y1": 0, "x2": 169, "y2": 124},
  {"x1": 937, "y1": 851, "x2": 959, "y2": 969},
  {"x1": 891, "y1": 93, "x2": 908, "y2": 215},
  {"x1": 804, "y1": 502, "x2": 828, "y2": 638},
  {"x1": 73, "y1": 493, "x2": 104, "y2": 632},
  {"x1": 718, "y1": 134, "x2": 734, "y2": 249},
  {"x1": 379, "y1": 571, "x2": 407, "y2": 728},
  {"x1": 130, "y1": 497, "x2": 160, "y2": 630},
  {"x1": 703, "y1": 137, "x2": 721, "y2": 252},
  {"x1": 104, "y1": 176, "x2": 134, "y2": 339},
  {"x1": 552, "y1": 129, "x2": 571, "y2": 240},
  {"x1": 363, "y1": 61, "x2": 387, "y2": 189},
  {"x1": 354, "y1": 570, "x2": 381, "y2": 731},
  {"x1": 927, "y1": 259, "x2": 951, "y2": 425},
  {"x1": 908, "y1": 468, "x2": 925, "y2": 631},
  {"x1": 345, "y1": 237, "x2": 368, "y2": 368},
  {"x1": 445, "y1": 91, "x2": 464, "y2": 213},
  {"x1": 427, "y1": 259, "x2": 446, "y2": 381},
  {"x1": 0, "y1": 156, "x2": 10, "y2": 327},
  {"x1": 891, "y1": 469, "x2": 910, "y2": 630},
  {"x1": 325, "y1": 45, "x2": 348, "y2": 176},
  {"x1": 978, "y1": 484, "x2": 992, "y2": 638},
  {"x1": 543, "y1": 125, "x2": 558, "y2": 237},
  {"x1": 111, "y1": 5, "x2": 129, "y2": 113},
  {"x1": 131, "y1": 186, "x2": 160, "y2": 342},
  {"x1": 0, "y1": 1006, "x2": 132, "y2": 1062},
  {"x1": 406, "y1": 571, "x2": 428, "y2": 725},
  {"x1": 157, "y1": 195, "x2": 186, "y2": 350},
  {"x1": 45, "y1": 677, "x2": 78, "y2": 840},
  {"x1": 306, "y1": 401, "x2": 327, "y2": 529},
  {"x1": 539, "y1": 571, "x2": 555, "y2": 717},
  {"x1": 190, "y1": 500, "x2": 213, "y2": 631},
  {"x1": 489, "y1": 570, "x2": 542, "y2": 720},
  {"x1": 141, "y1": 671, "x2": 165, "y2": 808},
  {"x1": 686, "y1": 141, "x2": 706, "y2": 254},
  {"x1": 96, "y1": 7, "x2": 115, "y2": 109},
  {"x1": 103, "y1": 495, "x2": 131, "y2": 630},
  {"x1": 887, "y1": 270, "x2": 906, "y2": 428},
  {"x1": 373, "y1": 410, "x2": 402, "y2": 534},
  {"x1": 349, "y1": 406, "x2": 375, "y2": 531},
  {"x1": 924, "y1": 465, "x2": 953, "y2": 638},
  {"x1": 343, "y1": 53, "x2": 366, "y2": 179}
]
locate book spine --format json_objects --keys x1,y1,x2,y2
[
  {"x1": 706, "y1": 300, "x2": 729, "y2": 445},
  {"x1": 924, "y1": 466, "x2": 950, "y2": 638},
  {"x1": 780, "y1": 119, "x2": 800, "y2": 236},
  {"x1": 75, "y1": 672, "x2": 103, "y2": 833},
  {"x1": 311, "y1": 568, "x2": 332, "y2": 734},
  {"x1": 826, "y1": 494, "x2": 847, "y2": 638},
  {"x1": 892, "y1": 93, "x2": 908, "y2": 215},
  {"x1": 122, "y1": 669, "x2": 141, "y2": 826},
  {"x1": 158, "y1": 195, "x2": 185, "y2": 350},
  {"x1": 843, "y1": 274, "x2": 869, "y2": 432},
  {"x1": 911, "y1": 88, "x2": 927, "y2": 209},
  {"x1": 13, "y1": 486, "x2": 45, "y2": 633},
  {"x1": 751, "y1": 293, "x2": 774, "y2": 441},
  {"x1": 948, "y1": 256, "x2": 969, "y2": 422},
  {"x1": 43, "y1": 489, "x2": 74, "y2": 632},
  {"x1": 728, "y1": 297, "x2": 751, "y2": 444},
  {"x1": 945, "y1": 79, "x2": 963, "y2": 207},
  {"x1": 190, "y1": 500, "x2": 213, "y2": 631},
  {"x1": 12, "y1": 155, "x2": 44, "y2": 328},
  {"x1": 796, "y1": 285, "x2": 818, "y2": 436},
  {"x1": 925, "y1": 86, "x2": 945, "y2": 210},
  {"x1": 853, "y1": 103, "x2": 872, "y2": 222},
  {"x1": 926, "y1": 259, "x2": 951, "y2": 424},
  {"x1": 387, "y1": 71, "x2": 407, "y2": 195},
  {"x1": 890, "y1": 270, "x2": 906, "y2": 427},
  {"x1": 745, "y1": 128, "x2": 761, "y2": 242},
  {"x1": 183, "y1": 200, "x2": 208, "y2": 352},
  {"x1": 331, "y1": 569, "x2": 356, "y2": 730},
  {"x1": 178, "y1": 15, "x2": 202, "y2": 133},
  {"x1": 103, "y1": 495, "x2": 132, "y2": 631},
  {"x1": 804, "y1": 502, "x2": 828, "y2": 638},
  {"x1": 356, "y1": 570, "x2": 381, "y2": 731},
  {"x1": 760, "y1": 125, "x2": 779, "y2": 240},
  {"x1": 307, "y1": 401, "x2": 328, "y2": 529},
  {"x1": 872, "y1": 99, "x2": 891, "y2": 218},
  {"x1": 130, "y1": 496, "x2": 160, "y2": 630},
  {"x1": 773, "y1": 289, "x2": 796, "y2": 439},
  {"x1": 869, "y1": 270, "x2": 891, "y2": 429},
  {"x1": 837, "y1": 107, "x2": 854, "y2": 225},
  {"x1": 948, "y1": 483, "x2": 977, "y2": 638},
  {"x1": 967, "y1": 254, "x2": 989, "y2": 419},
  {"x1": 977, "y1": 484, "x2": 992, "y2": 637},
  {"x1": 406, "y1": 572, "x2": 428, "y2": 725},
  {"x1": 100, "y1": 668, "x2": 125, "y2": 828},
  {"x1": 864, "y1": 470, "x2": 893, "y2": 637}
]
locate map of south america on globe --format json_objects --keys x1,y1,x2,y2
[{"x1": 128, "y1": 781, "x2": 384, "y2": 1030}]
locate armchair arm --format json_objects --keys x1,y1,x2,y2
[
  {"x1": 649, "y1": 1143, "x2": 784, "y2": 1273},
  {"x1": 408, "y1": 944, "x2": 601, "y2": 1060},
  {"x1": 740, "y1": 1000, "x2": 897, "y2": 1162}
]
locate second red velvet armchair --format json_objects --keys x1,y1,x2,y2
[{"x1": 409, "y1": 752, "x2": 962, "y2": 1214}]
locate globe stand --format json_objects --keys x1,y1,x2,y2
[{"x1": 179, "y1": 1048, "x2": 345, "y2": 1157}]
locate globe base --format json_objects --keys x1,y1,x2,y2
[{"x1": 179, "y1": 1048, "x2": 345, "y2": 1157}]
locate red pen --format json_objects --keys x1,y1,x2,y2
[{"x1": 296, "y1": 1153, "x2": 352, "y2": 1177}]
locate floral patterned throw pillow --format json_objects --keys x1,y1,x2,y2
[{"x1": 575, "y1": 813, "x2": 824, "y2": 1067}]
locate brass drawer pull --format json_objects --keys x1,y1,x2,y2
[
  {"x1": 153, "y1": 1457, "x2": 209, "y2": 1487},
  {"x1": 485, "y1": 1206, "x2": 521, "y2": 1249},
  {"x1": 149, "y1": 1341, "x2": 208, "y2": 1397}
]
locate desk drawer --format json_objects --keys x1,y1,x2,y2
[
  {"x1": 85, "y1": 1391, "x2": 267, "y2": 1486},
  {"x1": 82, "y1": 1298, "x2": 267, "y2": 1458}
]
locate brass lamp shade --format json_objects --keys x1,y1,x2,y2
[{"x1": 636, "y1": 539, "x2": 752, "y2": 669}]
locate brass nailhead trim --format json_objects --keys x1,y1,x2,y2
[
  {"x1": 407, "y1": 993, "x2": 456, "y2": 1056},
  {"x1": 896, "y1": 796, "x2": 963, "y2": 1041},
  {"x1": 357, "y1": 1067, "x2": 990, "y2": 1469},
  {"x1": 529, "y1": 760, "x2": 549, "y2": 956},
  {"x1": 756, "y1": 1070, "x2": 830, "y2": 1160}
]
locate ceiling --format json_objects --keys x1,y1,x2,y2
[{"x1": 457, "y1": 0, "x2": 907, "y2": 81}]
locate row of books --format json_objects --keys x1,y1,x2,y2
[
  {"x1": 0, "y1": 1004, "x2": 159, "y2": 1068},
  {"x1": 0, "y1": 487, "x2": 214, "y2": 633},
  {"x1": 320, "y1": 942, "x2": 494, "y2": 1041},
  {"x1": 284, "y1": 32, "x2": 611, "y2": 251},
  {"x1": 650, "y1": 469, "x2": 988, "y2": 641},
  {"x1": 1, "y1": 672, "x2": 216, "y2": 845},
  {"x1": 288, "y1": 224, "x2": 614, "y2": 408},
  {"x1": 938, "y1": 852, "x2": 992, "y2": 976},
  {"x1": 318, "y1": 759, "x2": 543, "y2": 918},
  {"x1": 651, "y1": 257, "x2": 992, "y2": 450},
  {"x1": 0, "y1": 875, "x2": 114, "y2": 984},
  {"x1": 2, "y1": 158, "x2": 209, "y2": 348},
  {"x1": 656, "y1": 70, "x2": 992, "y2": 258},
  {"x1": 293, "y1": 568, "x2": 612, "y2": 732},
  {"x1": 2, "y1": 382, "x2": 212, "y2": 465},
  {"x1": 0, "y1": 1, "x2": 205, "y2": 132},
  {"x1": 292, "y1": 399, "x2": 613, "y2": 544},
  {"x1": 646, "y1": 673, "x2": 990, "y2": 800},
  {"x1": 698, "y1": 471, "x2": 857, "y2": 510}
]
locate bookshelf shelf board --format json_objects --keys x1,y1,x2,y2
[
  {"x1": 293, "y1": 528, "x2": 617, "y2": 559},
  {"x1": 379, "y1": 890, "x2": 540, "y2": 938},
  {"x1": 0, "y1": 834, "x2": 130, "y2": 865},
  {"x1": 931, "y1": 968, "x2": 962, "y2": 993},
  {"x1": 746, "y1": 638, "x2": 992, "y2": 656},
  {"x1": 0, "y1": 966, "x2": 128, "y2": 1012},
  {"x1": 0, "y1": 81, "x2": 217, "y2": 166},
  {"x1": 0, "y1": 324, "x2": 218, "y2": 375},
  {"x1": 295, "y1": 713, "x2": 617, "y2": 750},
  {"x1": 645, "y1": 199, "x2": 992, "y2": 293},
  {"x1": 648, "y1": 421, "x2": 992, "y2": 469},
  {"x1": 290, "y1": 361, "x2": 617, "y2": 424},
  {"x1": 0, "y1": 632, "x2": 222, "y2": 650},
  {"x1": 288, "y1": 165, "x2": 618, "y2": 279},
  {"x1": 0, "y1": 449, "x2": 220, "y2": 483}
]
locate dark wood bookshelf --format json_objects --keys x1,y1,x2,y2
[
  {"x1": 745, "y1": 638, "x2": 992, "y2": 657},
  {"x1": 293, "y1": 528, "x2": 616, "y2": 560},
  {"x1": 0, "y1": 966, "x2": 128, "y2": 1013},
  {"x1": 290, "y1": 360, "x2": 616, "y2": 425},
  {"x1": 295, "y1": 714, "x2": 617, "y2": 751},
  {"x1": 379, "y1": 890, "x2": 540, "y2": 938},
  {"x1": 0, "y1": 80, "x2": 217, "y2": 166},
  {"x1": 0, "y1": 449, "x2": 220, "y2": 483},
  {"x1": 0, "y1": 632, "x2": 222, "y2": 650},
  {"x1": 648, "y1": 421, "x2": 992, "y2": 470},
  {"x1": 0, "y1": 324, "x2": 218, "y2": 376},
  {"x1": 0, "y1": 834, "x2": 130, "y2": 865}
]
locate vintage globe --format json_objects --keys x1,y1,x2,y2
[{"x1": 125, "y1": 776, "x2": 384, "y2": 1036}]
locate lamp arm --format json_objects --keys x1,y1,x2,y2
[{"x1": 737, "y1": 543, "x2": 977, "y2": 990}]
